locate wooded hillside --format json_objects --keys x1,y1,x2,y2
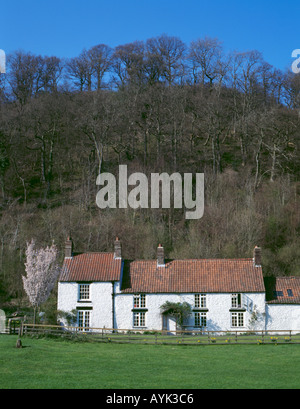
[{"x1": 0, "y1": 34, "x2": 299, "y2": 304}]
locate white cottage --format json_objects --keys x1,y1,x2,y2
[
  {"x1": 57, "y1": 238, "x2": 300, "y2": 332},
  {"x1": 264, "y1": 276, "x2": 300, "y2": 332}
]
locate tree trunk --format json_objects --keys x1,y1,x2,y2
[{"x1": 270, "y1": 144, "x2": 276, "y2": 182}]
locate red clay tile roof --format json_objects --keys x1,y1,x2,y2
[
  {"x1": 121, "y1": 258, "x2": 265, "y2": 293},
  {"x1": 265, "y1": 277, "x2": 300, "y2": 304},
  {"x1": 59, "y1": 253, "x2": 265, "y2": 293},
  {"x1": 59, "y1": 253, "x2": 122, "y2": 282}
]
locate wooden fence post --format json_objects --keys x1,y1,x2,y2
[{"x1": 19, "y1": 322, "x2": 23, "y2": 337}]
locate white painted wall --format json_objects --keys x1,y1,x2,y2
[
  {"x1": 57, "y1": 281, "x2": 267, "y2": 332},
  {"x1": 266, "y1": 304, "x2": 300, "y2": 333},
  {"x1": 115, "y1": 292, "x2": 266, "y2": 331},
  {"x1": 57, "y1": 282, "x2": 115, "y2": 329}
]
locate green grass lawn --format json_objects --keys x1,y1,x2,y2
[{"x1": 1, "y1": 334, "x2": 300, "y2": 389}]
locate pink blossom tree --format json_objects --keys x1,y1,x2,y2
[{"x1": 23, "y1": 239, "x2": 61, "y2": 323}]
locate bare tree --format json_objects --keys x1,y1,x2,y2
[
  {"x1": 39, "y1": 56, "x2": 63, "y2": 92},
  {"x1": 188, "y1": 37, "x2": 226, "y2": 86},
  {"x1": 0, "y1": 136, "x2": 9, "y2": 199},
  {"x1": 111, "y1": 41, "x2": 146, "y2": 87},
  {"x1": 283, "y1": 71, "x2": 300, "y2": 110},
  {"x1": 7, "y1": 51, "x2": 63, "y2": 104},
  {"x1": 146, "y1": 34, "x2": 186, "y2": 86},
  {"x1": 7, "y1": 51, "x2": 41, "y2": 105},
  {"x1": 65, "y1": 50, "x2": 92, "y2": 91},
  {"x1": 88, "y1": 44, "x2": 112, "y2": 90}
]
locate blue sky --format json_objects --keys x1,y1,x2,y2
[{"x1": 1, "y1": 0, "x2": 299, "y2": 71}]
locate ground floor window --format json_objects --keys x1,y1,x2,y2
[
  {"x1": 78, "y1": 310, "x2": 90, "y2": 331},
  {"x1": 231, "y1": 312, "x2": 244, "y2": 327},
  {"x1": 194, "y1": 312, "x2": 207, "y2": 327},
  {"x1": 133, "y1": 312, "x2": 146, "y2": 327}
]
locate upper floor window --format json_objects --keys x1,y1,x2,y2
[
  {"x1": 79, "y1": 284, "x2": 90, "y2": 301},
  {"x1": 195, "y1": 293, "x2": 206, "y2": 308},
  {"x1": 231, "y1": 293, "x2": 242, "y2": 308},
  {"x1": 134, "y1": 294, "x2": 146, "y2": 308}
]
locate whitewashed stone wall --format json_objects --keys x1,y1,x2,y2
[
  {"x1": 58, "y1": 281, "x2": 266, "y2": 331},
  {"x1": 58, "y1": 282, "x2": 116, "y2": 329},
  {"x1": 265, "y1": 304, "x2": 300, "y2": 333},
  {"x1": 115, "y1": 292, "x2": 266, "y2": 331}
]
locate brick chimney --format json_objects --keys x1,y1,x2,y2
[
  {"x1": 114, "y1": 237, "x2": 122, "y2": 259},
  {"x1": 157, "y1": 244, "x2": 165, "y2": 267},
  {"x1": 65, "y1": 237, "x2": 73, "y2": 258},
  {"x1": 253, "y1": 246, "x2": 262, "y2": 267}
]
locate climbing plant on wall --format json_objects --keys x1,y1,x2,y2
[{"x1": 160, "y1": 301, "x2": 192, "y2": 329}]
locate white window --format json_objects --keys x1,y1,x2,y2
[
  {"x1": 231, "y1": 312, "x2": 244, "y2": 327},
  {"x1": 133, "y1": 312, "x2": 146, "y2": 327},
  {"x1": 133, "y1": 294, "x2": 146, "y2": 308},
  {"x1": 78, "y1": 310, "x2": 90, "y2": 331},
  {"x1": 79, "y1": 284, "x2": 90, "y2": 301},
  {"x1": 194, "y1": 312, "x2": 207, "y2": 327},
  {"x1": 195, "y1": 294, "x2": 206, "y2": 308},
  {"x1": 231, "y1": 293, "x2": 242, "y2": 308}
]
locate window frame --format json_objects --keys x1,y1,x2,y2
[
  {"x1": 194, "y1": 311, "x2": 207, "y2": 328},
  {"x1": 195, "y1": 293, "x2": 207, "y2": 308},
  {"x1": 133, "y1": 311, "x2": 146, "y2": 328},
  {"x1": 77, "y1": 310, "x2": 91, "y2": 331},
  {"x1": 133, "y1": 294, "x2": 146, "y2": 309},
  {"x1": 78, "y1": 284, "x2": 90, "y2": 301},
  {"x1": 231, "y1": 293, "x2": 242, "y2": 308},
  {"x1": 231, "y1": 312, "x2": 244, "y2": 328}
]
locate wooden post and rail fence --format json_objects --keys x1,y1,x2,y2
[{"x1": 3, "y1": 321, "x2": 300, "y2": 345}]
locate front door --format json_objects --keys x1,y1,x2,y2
[
  {"x1": 162, "y1": 314, "x2": 177, "y2": 335},
  {"x1": 78, "y1": 310, "x2": 90, "y2": 331}
]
